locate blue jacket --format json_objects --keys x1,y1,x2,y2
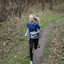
[{"x1": 26, "y1": 22, "x2": 40, "y2": 32}]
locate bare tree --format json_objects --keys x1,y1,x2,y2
[
  {"x1": 0, "y1": 0, "x2": 64, "y2": 22},
  {"x1": 49, "y1": 0, "x2": 53, "y2": 10}
]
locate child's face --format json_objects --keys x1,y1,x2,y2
[{"x1": 29, "y1": 17, "x2": 34, "y2": 23}]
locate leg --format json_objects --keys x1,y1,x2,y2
[
  {"x1": 29, "y1": 38, "x2": 33, "y2": 61},
  {"x1": 34, "y1": 38, "x2": 39, "y2": 49},
  {"x1": 37, "y1": 38, "x2": 40, "y2": 48}
]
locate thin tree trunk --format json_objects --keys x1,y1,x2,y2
[{"x1": 49, "y1": 0, "x2": 53, "y2": 10}]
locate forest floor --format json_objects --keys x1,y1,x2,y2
[
  {"x1": 33, "y1": 18, "x2": 64, "y2": 64},
  {"x1": 0, "y1": 3, "x2": 64, "y2": 64}
]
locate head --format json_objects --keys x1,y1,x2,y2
[{"x1": 29, "y1": 15, "x2": 35, "y2": 23}]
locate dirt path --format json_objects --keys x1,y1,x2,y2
[{"x1": 33, "y1": 18, "x2": 64, "y2": 64}]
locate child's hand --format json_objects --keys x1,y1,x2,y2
[{"x1": 35, "y1": 17, "x2": 40, "y2": 21}]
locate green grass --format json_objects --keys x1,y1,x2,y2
[
  {"x1": 46, "y1": 14, "x2": 64, "y2": 22},
  {"x1": 40, "y1": 13, "x2": 64, "y2": 28},
  {"x1": 0, "y1": 40, "x2": 3, "y2": 45}
]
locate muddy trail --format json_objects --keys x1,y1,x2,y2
[{"x1": 33, "y1": 18, "x2": 64, "y2": 64}]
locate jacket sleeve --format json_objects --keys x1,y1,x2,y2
[
  {"x1": 25, "y1": 29, "x2": 29, "y2": 37},
  {"x1": 36, "y1": 23, "x2": 40, "y2": 30},
  {"x1": 25, "y1": 22, "x2": 29, "y2": 37}
]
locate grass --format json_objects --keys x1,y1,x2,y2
[
  {"x1": 0, "y1": 21, "x2": 29, "y2": 64},
  {"x1": 46, "y1": 14, "x2": 64, "y2": 22},
  {"x1": 40, "y1": 13, "x2": 64, "y2": 28}
]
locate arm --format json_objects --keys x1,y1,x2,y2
[
  {"x1": 25, "y1": 29, "x2": 29, "y2": 37},
  {"x1": 35, "y1": 17, "x2": 40, "y2": 24},
  {"x1": 25, "y1": 23, "x2": 29, "y2": 37},
  {"x1": 35, "y1": 23, "x2": 41, "y2": 33},
  {"x1": 36, "y1": 23, "x2": 40, "y2": 30}
]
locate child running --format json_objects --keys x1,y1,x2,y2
[{"x1": 25, "y1": 15, "x2": 41, "y2": 64}]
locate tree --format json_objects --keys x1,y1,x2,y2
[{"x1": 49, "y1": 0, "x2": 53, "y2": 10}]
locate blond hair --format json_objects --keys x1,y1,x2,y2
[{"x1": 29, "y1": 14, "x2": 40, "y2": 23}]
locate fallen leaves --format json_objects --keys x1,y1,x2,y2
[{"x1": 42, "y1": 21, "x2": 64, "y2": 64}]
